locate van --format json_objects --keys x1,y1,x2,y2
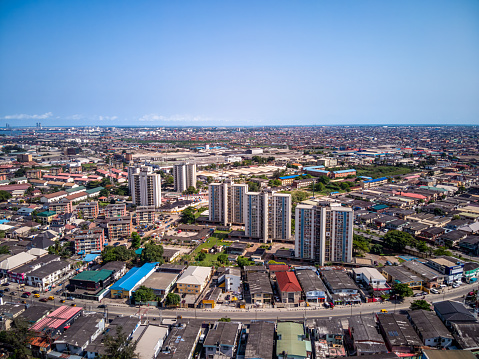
[{"x1": 34, "y1": 294, "x2": 40, "y2": 298}]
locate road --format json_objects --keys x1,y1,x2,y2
[{"x1": 5, "y1": 281, "x2": 476, "y2": 323}]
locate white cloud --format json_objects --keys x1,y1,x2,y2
[
  {"x1": 98, "y1": 115, "x2": 118, "y2": 121},
  {"x1": 3, "y1": 112, "x2": 52, "y2": 120},
  {"x1": 138, "y1": 114, "x2": 231, "y2": 124}
]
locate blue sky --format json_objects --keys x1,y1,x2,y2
[{"x1": 1, "y1": 0, "x2": 478, "y2": 127}]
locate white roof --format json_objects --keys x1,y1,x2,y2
[
  {"x1": 177, "y1": 266, "x2": 211, "y2": 285},
  {"x1": 0, "y1": 252, "x2": 36, "y2": 270},
  {"x1": 353, "y1": 267, "x2": 384, "y2": 281},
  {"x1": 27, "y1": 248, "x2": 48, "y2": 257}
]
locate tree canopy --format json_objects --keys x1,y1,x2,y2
[
  {"x1": 102, "y1": 246, "x2": 135, "y2": 263},
  {"x1": 383, "y1": 230, "x2": 415, "y2": 251},
  {"x1": 131, "y1": 232, "x2": 141, "y2": 249},
  {"x1": 102, "y1": 326, "x2": 138, "y2": 359},
  {"x1": 0, "y1": 190, "x2": 12, "y2": 201},
  {"x1": 0, "y1": 317, "x2": 34, "y2": 359},
  {"x1": 392, "y1": 283, "x2": 413, "y2": 299},
  {"x1": 133, "y1": 286, "x2": 156, "y2": 303},
  {"x1": 165, "y1": 292, "x2": 181, "y2": 306},
  {"x1": 410, "y1": 299, "x2": 431, "y2": 311},
  {"x1": 180, "y1": 206, "x2": 196, "y2": 224},
  {"x1": 140, "y1": 243, "x2": 164, "y2": 264}
]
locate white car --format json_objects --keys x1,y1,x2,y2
[
  {"x1": 430, "y1": 288, "x2": 439, "y2": 294},
  {"x1": 452, "y1": 283, "x2": 461, "y2": 288}
]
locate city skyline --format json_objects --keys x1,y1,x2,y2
[{"x1": 1, "y1": 1, "x2": 478, "y2": 126}]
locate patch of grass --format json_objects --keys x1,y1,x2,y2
[
  {"x1": 355, "y1": 165, "x2": 414, "y2": 179},
  {"x1": 398, "y1": 258, "x2": 406, "y2": 263},
  {"x1": 189, "y1": 237, "x2": 232, "y2": 266}
]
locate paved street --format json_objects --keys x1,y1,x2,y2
[{"x1": 4, "y1": 280, "x2": 476, "y2": 323}]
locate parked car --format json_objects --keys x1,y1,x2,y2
[
  {"x1": 39, "y1": 298, "x2": 48, "y2": 302},
  {"x1": 2, "y1": 282, "x2": 10, "y2": 286},
  {"x1": 32, "y1": 290, "x2": 39, "y2": 294},
  {"x1": 413, "y1": 293, "x2": 423, "y2": 297},
  {"x1": 34, "y1": 294, "x2": 40, "y2": 298},
  {"x1": 23, "y1": 292, "x2": 31, "y2": 296},
  {"x1": 430, "y1": 288, "x2": 439, "y2": 294},
  {"x1": 67, "y1": 296, "x2": 75, "y2": 300},
  {"x1": 98, "y1": 304, "x2": 107, "y2": 308},
  {"x1": 453, "y1": 283, "x2": 461, "y2": 288},
  {"x1": 21, "y1": 293, "x2": 29, "y2": 298}
]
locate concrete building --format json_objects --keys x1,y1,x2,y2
[
  {"x1": 129, "y1": 165, "x2": 162, "y2": 208},
  {"x1": 295, "y1": 202, "x2": 353, "y2": 265},
  {"x1": 407, "y1": 309, "x2": 453, "y2": 348},
  {"x1": 208, "y1": 181, "x2": 248, "y2": 226},
  {"x1": 203, "y1": 321, "x2": 241, "y2": 359},
  {"x1": 276, "y1": 271, "x2": 302, "y2": 304},
  {"x1": 173, "y1": 163, "x2": 197, "y2": 193},
  {"x1": 176, "y1": 266, "x2": 212, "y2": 295},
  {"x1": 295, "y1": 269, "x2": 327, "y2": 303},
  {"x1": 244, "y1": 191, "x2": 292, "y2": 243}
]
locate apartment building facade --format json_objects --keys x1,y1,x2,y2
[
  {"x1": 128, "y1": 165, "x2": 162, "y2": 208},
  {"x1": 208, "y1": 181, "x2": 248, "y2": 226},
  {"x1": 76, "y1": 202, "x2": 99, "y2": 219},
  {"x1": 244, "y1": 191, "x2": 292, "y2": 243},
  {"x1": 173, "y1": 163, "x2": 197, "y2": 193},
  {"x1": 74, "y1": 228, "x2": 105, "y2": 254},
  {"x1": 295, "y1": 202, "x2": 353, "y2": 265}
]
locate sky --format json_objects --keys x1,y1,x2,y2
[{"x1": 0, "y1": 0, "x2": 478, "y2": 127}]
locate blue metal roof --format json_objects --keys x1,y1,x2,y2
[
  {"x1": 83, "y1": 253, "x2": 100, "y2": 262},
  {"x1": 333, "y1": 169, "x2": 356, "y2": 174},
  {"x1": 111, "y1": 262, "x2": 158, "y2": 292},
  {"x1": 279, "y1": 175, "x2": 302, "y2": 180},
  {"x1": 364, "y1": 176, "x2": 388, "y2": 183}
]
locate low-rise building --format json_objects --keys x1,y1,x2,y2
[
  {"x1": 157, "y1": 320, "x2": 201, "y2": 359},
  {"x1": 425, "y1": 257, "x2": 464, "y2": 284},
  {"x1": 203, "y1": 321, "x2": 241, "y2": 359},
  {"x1": 377, "y1": 313, "x2": 422, "y2": 354},
  {"x1": 244, "y1": 321, "x2": 275, "y2": 359},
  {"x1": 69, "y1": 269, "x2": 114, "y2": 292},
  {"x1": 247, "y1": 270, "x2": 273, "y2": 304},
  {"x1": 53, "y1": 313, "x2": 105, "y2": 355},
  {"x1": 353, "y1": 267, "x2": 389, "y2": 292},
  {"x1": 434, "y1": 300, "x2": 478, "y2": 328},
  {"x1": 347, "y1": 315, "x2": 388, "y2": 356},
  {"x1": 111, "y1": 262, "x2": 158, "y2": 299},
  {"x1": 321, "y1": 269, "x2": 360, "y2": 304},
  {"x1": 26, "y1": 260, "x2": 71, "y2": 290},
  {"x1": 217, "y1": 267, "x2": 242, "y2": 293},
  {"x1": 276, "y1": 271, "x2": 302, "y2": 304},
  {"x1": 407, "y1": 309, "x2": 453, "y2": 348},
  {"x1": 141, "y1": 271, "x2": 179, "y2": 300},
  {"x1": 295, "y1": 269, "x2": 327, "y2": 303},
  {"x1": 276, "y1": 322, "x2": 311, "y2": 359},
  {"x1": 48, "y1": 201, "x2": 73, "y2": 214},
  {"x1": 176, "y1": 266, "x2": 212, "y2": 295}
]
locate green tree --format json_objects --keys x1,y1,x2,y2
[
  {"x1": 183, "y1": 186, "x2": 199, "y2": 195},
  {"x1": 218, "y1": 317, "x2": 231, "y2": 322},
  {"x1": 102, "y1": 326, "x2": 138, "y2": 359},
  {"x1": 165, "y1": 292, "x2": 181, "y2": 306},
  {"x1": 268, "y1": 179, "x2": 282, "y2": 187},
  {"x1": 452, "y1": 214, "x2": 461, "y2": 220},
  {"x1": 415, "y1": 241, "x2": 429, "y2": 253},
  {"x1": 217, "y1": 253, "x2": 228, "y2": 264},
  {"x1": 133, "y1": 286, "x2": 156, "y2": 303},
  {"x1": 140, "y1": 243, "x2": 164, "y2": 264},
  {"x1": 0, "y1": 245, "x2": 9, "y2": 254},
  {"x1": 291, "y1": 191, "x2": 308, "y2": 204},
  {"x1": 410, "y1": 299, "x2": 431, "y2": 311},
  {"x1": 383, "y1": 230, "x2": 414, "y2": 251},
  {"x1": 311, "y1": 182, "x2": 326, "y2": 192},
  {"x1": 0, "y1": 317, "x2": 34, "y2": 359},
  {"x1": 317, "y1": 175, "x2": 330, "y2": 185},
  {"x1": 353, "y1": 234, "x2": 370, "y2": 253},
  {"x1": 392, "y1": 283, "x2": 413, "y2": 299},
  {"x1": 86, "y1": 180, "x2": 101, "y2": 189},
  {"x1": 0, "y1": 190, "x2": 12, "y2": 201},
  {"x1": 196, "y1": 251, "x2": 206, "y2": 262},
  {"x1": 206, "y1": 176, "x2": 214, "y2": 184},
  {"x1": 237, "y1": 256, "x2": 252, "y2": 268},
  {"x1": 247, "y1": 181, "x2": 260, "y2": 192},
  {"x1": 131, "y1": 232, "x2": 141, "y2": 249},
  {"x1": 370, "y1": 244, "x2": 383, "y2": 255},
  {"x1": 180, "y1": 206, "x2": 196, "y2": 224},
  {"x1": 434, "y1": 247, "x2": 452, "y2": 256},
  {"x1": 102, "y1": 246, "x2": 135, "y2": 263}
]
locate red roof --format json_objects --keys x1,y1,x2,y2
[
  {"x1": 269, "y1": 264, "x2": 289, "y2": 273},
  {"x1": 396, "y1": 192, "x2": 427, "y2": 200},
  {"x1": 30, "y1": 306, "x2": 82, "y2": 332},
  {"x1": 276, "y1": 271, "x2": 302, "y2": 293}
]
